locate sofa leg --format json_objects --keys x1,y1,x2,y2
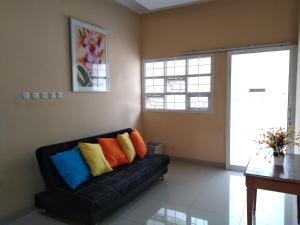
[
  {"x1": 39, "y1": 209, "x2": 47, "y2": 214},
  {"x1": 160, "y1": 176, "x2": 164, "y2": 181}
]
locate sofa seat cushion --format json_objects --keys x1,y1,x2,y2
[{"x1": 74, "y1": 154, "x2": 169, "y2": 211}]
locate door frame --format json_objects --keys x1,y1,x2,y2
[{"x1": 226, "y1": 45, "x2": 298, "y2": 171}]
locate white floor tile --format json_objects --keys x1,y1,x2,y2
[
  {"x1": 240, "y1": 190, "x2": 298, "y2": 225},
  {"x1": 7, "y1": 161, "x2": 298, "y2": 225},
  {"x1": 8, "y1": 211, "x2": 68, "y2": 225}
]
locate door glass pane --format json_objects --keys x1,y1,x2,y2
[{"x1": 229, "y1": 50, "x2": 290, "y2": 167}]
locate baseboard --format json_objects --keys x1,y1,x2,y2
[
  {"x1": 170, "y1": 156, "x2": 226, "y2": 168},
  {"x1": 0, "y1": 205, "x2": 34, "y2": 225}
]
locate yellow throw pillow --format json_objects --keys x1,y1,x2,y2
[
  {"x1": 79, "y1": 143, "x2": 113, "y2": 176},
  {"x1": 117, "y1": 132, "x2": 136, "y2": 163}
]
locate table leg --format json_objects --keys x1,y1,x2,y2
[
  {"x1": 297, "y1": 195, "x2": 300, "y2": 224},
  {"x1": 247, "y1": 188, "x2": 255, "y2": 225},
  {"x1": 253, "y1": 189, "x2": 257, "y2": 212}
]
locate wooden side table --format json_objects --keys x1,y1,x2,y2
[{"x1": 245, "y1": 154, "x2": 300, "y2": 225}]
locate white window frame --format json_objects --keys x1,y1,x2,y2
[{"x1": 142, "y1": 54, "x2": 214, "y2": 112}]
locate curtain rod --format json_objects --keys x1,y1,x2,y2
[{"x1": 183, "y1": 42, "x2": 294, "y2": 55}]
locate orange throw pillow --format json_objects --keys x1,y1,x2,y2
[
  {"x1": 97, "y1": 138, "x2": 129, "y2": 167},
  {"x1": 130, "y1": 129, "x2": 147, "y2": 158}
]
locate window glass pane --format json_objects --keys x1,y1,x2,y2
[
  {"x1": 175, "y1": 67, "x2": 185, "y2": 75},
  {"x1": 188, "y1": 58, "x2": 199, "y2": 66},
  {"x1": 199, "y1": 57, "x2": 211, "y2": 74},
  {"x1": 198, "y1": 64, "x2": 211, "y2": 74},
  {"x1": 145, "y1": 96, "x2": 164, "y2": 109},
  {"x1": 188, "y1": 57, "x2": 211, "y2": 75},
  {"x1": 143, "y1": 56, "x2": 212, "y2": 111},
  {"x1": 145, "y1": 62, "x2": 153, "y2": 69},
  {"x1": 146, "y1": 61, "x2": 164, "y2": 77},
  {"x1": 167, "y1": 60, "x2": 175, "y2": 67},
  {"x1": 153, "y1": 61, "x2": 164, "y2": 68},
  {"x1": 145, "y1": 78, "x2": 164, "y2": 93},
  {"x1": 189, "y1": 96, "x2": 209, "y2": 109},
  {"x1": 199, "y1": 57, "x2": 211, "y2": 65},
  {"x1": 145, "y1": 69, "x2": 153, "y2": 77},
  {"x1": 145, "y1": 62, "x2": 153, "y2": 77},
  {"x1": 167, "y1": 59, "x2": 186, "y2": 76},
  {"x1": 188, "y1": 76, "x2": 211, "y2": 93},
  {"x1": 175, "y1": 60, "x2": 185, "y2": 67},
  {"x1": 167, "y1": 67, "x2": 174, "y2": 76},
  {"x1": 166, "y1": 95, "x2": 186, "y2": 110},
  {"x1": 189, "y1": 65, "x2": 198, "y2": 75},
  {"x1": 153, "y1": 68, "x2": 164, "y2": 76},
  {"x1": 167, "y1": 79, "x2": 185, "y2": 93}
]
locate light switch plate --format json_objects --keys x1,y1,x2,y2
[
  {"x1": 20, "y1": 92, "x2": 30, "y2": 100},
  {"x1": 31, "y1": 92, "x2": 40, "y2": 100},
  {"x1": 40, "y1": 92, "x2": 49, "y2": 99},
  {"x1": 49, "y1": 92, "x2": 56, "y2": 99},
  {"x1": 56, "y1": 92, "x2": 63, "y2": 99}
]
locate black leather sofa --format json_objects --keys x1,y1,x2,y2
[{"x1": 35, "y1": 128, "x2": 170, "y2": 225}]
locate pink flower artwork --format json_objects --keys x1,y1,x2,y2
[{"x1": 71, "y1": 18, "x2": 108, "y2": 92}]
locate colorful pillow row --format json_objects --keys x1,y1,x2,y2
[
  {"x1": 50, "y1": 129, "x2": 147, "y2": 189},
  {"x1": 98, "y1": 129, "x2": 147, "y2": 167}
]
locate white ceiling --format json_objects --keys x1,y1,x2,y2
[
  {"x1": 135, "y1": 0, "x2": 207, "y2": 10},
  {"x1": 115, "y1": 0, "x2": 211, "y2": 14}
]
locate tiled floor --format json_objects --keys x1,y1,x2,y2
[{"x1": 8, "y1": 161, "x2": 298, "y2": 225}]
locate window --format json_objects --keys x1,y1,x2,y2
[{"x1": 143, "y1": 55, "x2": 213, "y2": 112}]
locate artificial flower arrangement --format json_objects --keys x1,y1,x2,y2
[{"x1": 256, "y1": 126, "x2": 300, "y2": 161}]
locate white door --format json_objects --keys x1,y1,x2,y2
[{"x1": 227, "y1": 46, "x2": 297, "y2": 170}]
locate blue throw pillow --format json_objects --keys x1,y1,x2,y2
[{"x1": 50, "y1": 146, "x2": 91, "y2": 189}]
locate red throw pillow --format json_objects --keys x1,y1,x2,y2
[
  {"x1": 97, "y1": 138, "x2": 128, "y2": 167},
  {"x1": 130, "y1": 129, "x2": 147, "y2": 158}
]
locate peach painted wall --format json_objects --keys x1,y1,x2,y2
[
  {"x1": 141, "y1": 0, "x2": 298, "y2": 163},
  {"x1": 295, "y1": 4, "x2": 300, "y2": 154},
  {"x1": 0, "y1": 0, "x2": 141, "y2": 218}
]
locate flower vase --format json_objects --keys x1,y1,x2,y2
[{"x1": 273, "y1": 156, "x2": 285, "y2": 166}]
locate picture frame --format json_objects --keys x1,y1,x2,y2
[{"x1": 70, "y1": 18, "x2": 109, "y2": 92}]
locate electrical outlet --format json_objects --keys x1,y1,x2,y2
[
  {"x1": 56, "y1": 92, "x2": 63, "y2": 99},
  {"x1": 40, "y1": 92, "x2": 49, "y2": 99},
  {"x1": 31, "y1": 92, "x2": 40, "y2": 100},
  {"x1": 49, "y1": 92, "x2": 56, "y2": 99},
  {"x1": 20, "y1": 92, "x2": 30, "y2": 100}
]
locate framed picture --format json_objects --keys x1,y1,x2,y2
[{"x1": 70, "y1": 18, "x2": 109, "y2": 92}]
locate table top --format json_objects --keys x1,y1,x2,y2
[{"x1": 245, "y1": 154, "x2": 300, "y2": 183}]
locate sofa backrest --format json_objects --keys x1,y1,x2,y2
[{"x1": 36, "y1": 128, "x2": 132, "y2": 191}]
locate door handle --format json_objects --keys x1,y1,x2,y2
[{"x1": 249, "y1": 88, "x2": 266, "y2": 92}]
